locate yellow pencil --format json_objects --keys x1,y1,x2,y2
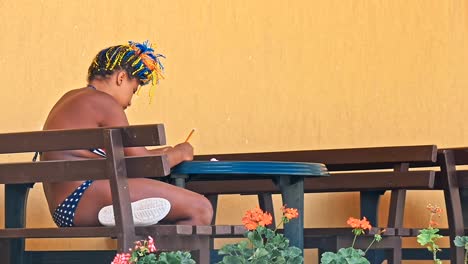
[{"x1": 184, "y1": 128, "x2": 196, "y2": 142}]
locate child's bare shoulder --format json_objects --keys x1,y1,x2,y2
[
  {"x1": 69, "y1": 89, "x2": 121, "y2": 110},
  {"x1": 54, "y1": 89, "x2": 123, "y2": 119}
]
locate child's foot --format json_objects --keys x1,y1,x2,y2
[{"x1": 98, "y1": 198, "x2": 171, "y2": 227}]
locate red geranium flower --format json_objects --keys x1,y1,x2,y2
[
  {"x1": 281, "y1": 206, "x2": 299, "y2": 220},
  {"x1": 242, "y1": 207, "x2": 273, "y2": 230}
]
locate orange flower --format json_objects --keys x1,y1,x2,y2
[
  {"x1": 259, "y1": 212, "x2": 273, "y2": 227},
  {"x1": 426, "y1": 204, "x2": 443, "y2": 215},
  {"x1": 242, "y1": 207, "x2": 273, "y2": 230},
  {"x1": 243, "y1": 219, "x2": 259, "y2": 231},
  {"x1": 347, "y1": 216, "x2": 372, "y2": 230},
  {"x1": 347, "y1": 217, "x2": 361, "y2": 229},
  {"x1": 247, "y1": 207, "x2": 264, "y2": 222},
  {"x1": 281, "y1": 206, "x2": 299, "y2": 220},
  {"x1": 360, "y1": 217, "x2": 372, "y2": 230},
  {"x1": 429, "y1": 220, "x2": 439, "y2": 228}
]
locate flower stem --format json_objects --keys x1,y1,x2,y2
[
  {"x1": 364, "y1": 237, "x2": 377, "y2": 254},
  {"x1": 274, "y1": 218, "x2": 284, "y2": 232},
  {"x1": 351, "y1": 234, "x2": 358, "y2": 248},
  {"x1": 464, "y1": 248, "x2": 467, "y2": 264},
  {"x1": 428, "y1": 213, "x2": 434, "y2": 228},
  {"x1": 430, "y1": 244, "x2": 439, "y2": 263}
]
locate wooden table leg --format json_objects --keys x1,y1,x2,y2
[
  {"x1": 6, "y1": 183, "x2": 31, "y2": 264},
  {"x1": 171, "y1": 174, "x2": 189, "y2": 188},
  {"x1": 278, "y1": 175, "x2": 304, "y2": 252},
  {"x1": 360, "y1": 190, "x2": 386, "y2": 264},
  {"x1": 258, "y1": 193, "x2": 276, "y2": 228}
]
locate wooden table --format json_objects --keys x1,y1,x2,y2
[{"x1": 171, "y1": 161, "x2": 329, "y2": 252}]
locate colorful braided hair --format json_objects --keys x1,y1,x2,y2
[{"x1": 87, "y1": 40, "x2": 165, "y2": 102}]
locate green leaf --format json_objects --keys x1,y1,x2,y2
[
  {"x1": 319, "y1": 247, "x2": 370, "y2": 264},
  {"x1": 253, "y1": 248, "x2": 269, "y2": 258},
  {"x1": 417, "y1": 228, "x2": 443, "y2": 247},
  {"x1": 454, "y1": 236, "x2": 468, "y2": 248},
  {"x1": 256, "y1": 226, "x2": 267, "y2": 236},
  {"x1": 347, "y1": 256, "x2": 370, "y2": 264},
  {"x1": 265, "y1": 228, "x2": 276, "y2": 240},
  {"x1": 138, "y1": 253, "x2": 157, "y2": 264},
  {"x1": 286, "y1": 255, "x2": 304, "y2": 264},
  {"x1": 248, "y1": 231, "x2": 265, "y2": 248},
  {"x1": 251, "y1": 257, "x2": 270, "y2": 264},
  {"x1": 374, "y1": 234, "x2": 382, "y2": 242},
  {"x1": 219, "y1": 244, "x2": 240, "y2": 256},
  {"x1": 337, "y1": 247, "x2": 355, "y2": 257},
  {"x1": 320, "y1": 252, "x2": 338, "y2": 264},
  {"x1": 219, "y1": 255, "x2": 245, "y2": 264},
  {"x1": 282, "y1": 246, "x2": 301, "y2": 259},
  {"x1": 153, "y1": 251, "x2": 196, "y2": 264}
]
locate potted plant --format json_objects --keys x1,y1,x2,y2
[
  {"x1": 111, "y1": 236, "x2": 196, "y2": 264},
  {"x1": 417, "y1": 204, "x2": 443, "y2": 264},
  {"x1": 320, "y1": 217, "x2": 385, "y2": 264},
  {"x1": 217, "y1": 206, "x2": 303, "y2": 264},
  {"x1": 454, "y1": 235, "x2": 468, "y2": 263}
]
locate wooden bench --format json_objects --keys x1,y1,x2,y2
[
  {"x1": 191, "y1": 145, "x2": 438, "y2": 264},
  {"x1": 0, "y1": 124, "x2": 212, "y2": 264},
  {"x1": 442, "y1": 147, "x2": 468, "y2": 229},
  {"x1": 402, "y1": 148, "x2": 466, "y2": 263}
]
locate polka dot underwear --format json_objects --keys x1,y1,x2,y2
[
  {"x1": 52, "y1": 180, "x2": 93, "y2": 227},
  {"x1": 50, "y1": 148, "x2": 106, "y2": 227}
]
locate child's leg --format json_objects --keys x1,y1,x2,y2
[
  {"x1": 73, "y1": 178, "x2": 213, "y2": 226},
  {"x1": 98, "y1": 197, "x2": 171, "y2": 226}
]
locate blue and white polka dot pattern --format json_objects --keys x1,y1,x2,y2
[
  {"x1": 52, "y1": 180, "x2": 93, "y2": 227},
  {"x1": 48, "y1": 148, "x2": 106, "y2": 227}
]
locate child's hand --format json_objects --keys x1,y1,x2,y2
[{"x1": 174, "y1": 142, "x2": 194, "y2": 161}]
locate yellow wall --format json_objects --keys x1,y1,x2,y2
[{"x1": 1, "y1": 1, "x2": 467, "y2": 263}]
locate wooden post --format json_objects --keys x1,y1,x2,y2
[
  {"x1": 104, "y1": 128, "x2": 137, "y2": 252},
  {"x1": 439, "y1": 150, "x2": 465, "y2": 264},
  {"x1": 278, "y1": 175, "x2": 304, "y2": 252}
]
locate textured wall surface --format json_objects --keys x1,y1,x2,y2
[{"x1": 1, "y1": 1, "x2": 467, "y2": 263}]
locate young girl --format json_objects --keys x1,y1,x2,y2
[{"x1": 40, "y1": 41, "x2": 213, "y2": 227}]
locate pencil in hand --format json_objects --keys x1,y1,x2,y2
[{"x1": 184, "y1": 128, "x2": 196, "y2": 142}]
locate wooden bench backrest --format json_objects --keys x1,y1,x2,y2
[
  {"x1": 436, "y1": 148, "x2": 468, "y2": 187},
  {"x1": 0, "y1": 124, "x2": 166, "y2": 153},
  {"x1": 190, "y1": 145, "x2": 437, "y2": 194},
  {"x1": 1, "y1": 124, "x2": 169, "y2": 254},
  {"x1": 195, "y1": 145, "x2": 437, "y2": 170},
  {"x1": 0, "y1": 124, "x2": 170, "y2": 184},
  {"x1": 189, "y1": 144, "x2": 439, "y2": 244},
  {"x1": 441, "y1": 148, "x2": 468, "y2": 166}
]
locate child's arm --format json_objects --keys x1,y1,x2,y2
[
  {"x1": 148, "y1": 143, "x2": 194, "y2": 167},
  {"x1": 99, "y1": 98, "x2": 193, "y2": 168}
]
